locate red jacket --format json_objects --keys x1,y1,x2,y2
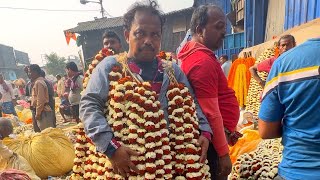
[{"x1": 178, "y1": 41, "x2": 239, "y2": 156}]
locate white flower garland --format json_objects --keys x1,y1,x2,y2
[{"x1": 71, "y1": 52, "x2": 211, "y2": 180}]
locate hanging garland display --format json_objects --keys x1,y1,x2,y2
[
  {"x1": 227, "y1": 57, "x2": 255, "y2": 108},
  {"x1": 245, "y1": 46, "x2": 276, "y2": 116}
]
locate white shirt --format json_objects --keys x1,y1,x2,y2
[
  {"x1": 221, "y1": 60, "x2": 232, "y2": 78},
  {"x1": 13, "y1": 88, "x2": 19, "y2": 97},
  {"x1": 0, "y1": 81, "x2": 15, "y2": 103}
]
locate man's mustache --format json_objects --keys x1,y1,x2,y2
[{"x1": 138, "y1": 45, "x2": 155, "y2": 52}]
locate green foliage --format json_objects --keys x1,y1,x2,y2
[{"x1": 44, "y1": 52, "x2": 66, "y2": 76}]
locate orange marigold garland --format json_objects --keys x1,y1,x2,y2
[{"x1": 83, "y1": 48, "x2": 114, "y2": 89}]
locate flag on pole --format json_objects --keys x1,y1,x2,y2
[{"x1": 65, "y1": 31, "x2": 77, "y2": 45}]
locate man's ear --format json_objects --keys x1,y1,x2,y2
[
  {"x1": 195, "y1": 25, "x2": 204, "y2": 37},
  {"x1": 124, "y1": 30, "x2": 130, "y2": 43}
]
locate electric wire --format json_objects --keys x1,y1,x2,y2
[{"x1": 0, "y1": 6, "x2": 99, "y2": 12}]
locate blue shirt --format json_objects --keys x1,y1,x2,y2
[
  {"x1": 80, "y1": 55, "x2": 212, "y2": 157},
  {"x1": 259, "y1": 38, "x2": 320, "y2": 180}
]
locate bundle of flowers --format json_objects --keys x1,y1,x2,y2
[
  {"x1": 166, "y1": 83, "x2": 210, "y2": 179},
  {"x1": 71, "y1": 125, "x2": 116, "y2": 180},
  {"x1": 17, "y1": 100, "x2": 30, "y2": 109},
  {"x1": 230, "y1": 138, "x2": 283, "y2": 180}
]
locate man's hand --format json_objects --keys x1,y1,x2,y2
[
  {"x1": 198, "y1": 135, "x2": 209, "y2": 163},
  {"x1": 13, "y1": 100, "x2": 17, "y2": 106},
  {"x1": 258, "y1": 80, "x2": 266, "y2": 88},
  {"x1": 109, "y1": 146, "x2": 140, "y2": 177},
  {"x1": 218, "y1": 154, "x2": 232, "y2": 176}
]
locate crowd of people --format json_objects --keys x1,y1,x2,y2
[
  {"x1": 0, "y1": 0, "x2": 319, "y2": 179},
  {"x1": 0, "y1": 61, "x2": 84, "y2": 132}
]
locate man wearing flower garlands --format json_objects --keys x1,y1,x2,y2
[
  {"x1": 178, "y1": 5, "x2": 240, "y2": 180},
  {"x1": 80, "y1": 0, "x2": 212, "y2": 179},
  {"x1": 102, "y1": 31, "x2": 122, "y2": 54}
]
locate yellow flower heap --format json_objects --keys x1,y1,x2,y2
[{"x1": 71, "y1": 51, "x2": 211, "y2": 179}]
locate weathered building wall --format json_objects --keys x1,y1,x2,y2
[
  {"x1": 0, "y1": 44, "x2": 17, "y2": 80},
  {"x1": 161, "y1": 11, "x2": 193, "y2": 53},
  {"x1": 14, "y1": 50, "x2": 30, "y2": 65},
  {"x1": 265, "y1": 0, "x2": 286, "y2": 41}
]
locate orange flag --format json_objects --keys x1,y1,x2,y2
[{"x1": 65, "y1": 32, "x2": 77, "y2": 45}]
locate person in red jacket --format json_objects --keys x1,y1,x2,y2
[{"x1": 178, "y1": 5, "x2": 240, "y2": 180}]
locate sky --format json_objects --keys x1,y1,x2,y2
[{"x1": 0, "y1": 0, "x2": 193, "y2": 66}]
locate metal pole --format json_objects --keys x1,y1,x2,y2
[
  {"x1": 100, "y1": 0, "x2": 104, "y2": 18},
  {"x1": 78, "y1": 50, "x2": 86, "y2": 74}
]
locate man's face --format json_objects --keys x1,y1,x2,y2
[
  {"x1": 219, "y1": 57, "x2": 227, "y2": 64},
  {"x1": 65, "y1": 68, "x2": 72, "y2": 77},
  {"x1": 125, "y1": 11, "x2": 162, "y2": 62},
  {"x1": 201, "y1": 8, "x2": 226, "y2": 51},
  {"x1": 103, "y1": 37, "x2": 122, "y2": 54},
  {"x1": 28, "y1": 69, "x2": 37, "y2": 81},
  {"x1": 279, "y1": 38, "x2": 295, "y2": 54}
]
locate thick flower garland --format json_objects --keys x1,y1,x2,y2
[
  {"x1": 83, "y1": 48, "x2": 114, "y2": 89},
  {"x1": 71, "y1": 51, "x2": 210, "y2": 180},
  {"x1": 159, "y1": 51, "x2": 210, "y2": 179},
  {"x1": 71, "y1": 125, "x2": 115, "y2": 180}
]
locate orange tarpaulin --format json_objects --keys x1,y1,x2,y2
[{"x1": 65, "y1": 32, "x2": 77, "y2": 45}]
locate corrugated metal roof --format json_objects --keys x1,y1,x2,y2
[
  {"x1": 66, "y1": 16, "x2": 123, "y2": 33},
  {"x1": 165, "y1": 7, "x2": 194, "y2": 16},
  {"x1": 66, "y1": 7, "x2": 194, "y2": 33}
]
